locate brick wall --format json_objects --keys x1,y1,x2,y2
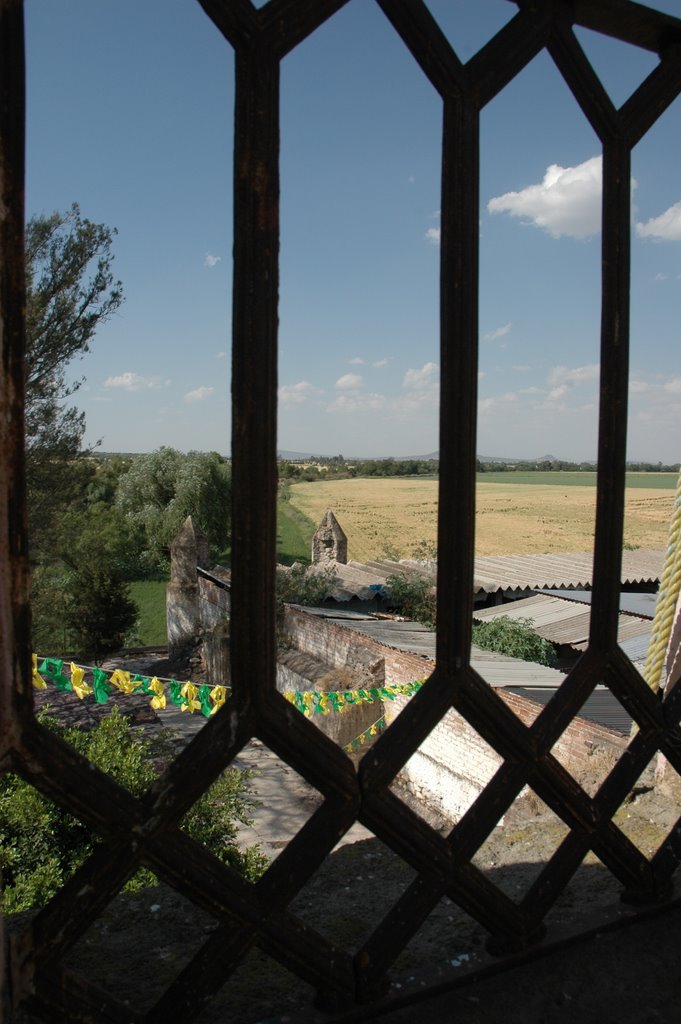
[{"x1": 284, "y1": 607, "x2": 627, "y2": 821}]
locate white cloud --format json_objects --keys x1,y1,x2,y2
[
  {"x1": 204, "y1": 253, "x2": 222, "y2": 267},
  {"x1": 630, "y1": 379, "x2": 650, "y2": 395},
  {"x1": 335, "y1": 373, "x2": 363, "y2": 390},
  {"x1": 655, "y1": 272, "x2": 669, "y2": 281},
  {"x1": 488, "y1": 156, "x2": 604, "y2": 239},
  {"x1": 104, "y1": 372, "x2": 164, "y2": 392},
  {"x1": 425, "y1": 227, "x2": 441, "y2": 246},
  {"x1": 349, "y1": 357, "x2": 365, "y2": 365},
  {"x1": 546, "y1": 385, "x2": 569, "y2": 403},
  {"x1": 184, "y1": 386, "x2": 215, "y2": 403},
  {"x1": 548, "y1": 364, "x2": 599, "y2": 386},
  {"x1": 483, "y1": 322, "x2": 512, "y2": 342},
  {"x1": 637, "y1": 201, "x2": 681, "y2": 241},
  {"x1": 403, "y1": 362, "x2": 439, "y2": 389},
  {"x1": 373, "y1": 358, "x2": 388, "y2": 368},
  {"x1": 278, "y1": 380, "x2": 323, "y2": 406},
  {"x1": 216, "y1": 351, "x2": 227, "y2": 359},
  {"x1": 663, "y1": 376, "x2": 681, "y2": 394},
  {"x1": 327, "y1": 392, "x2": 386, "y2": 414}
]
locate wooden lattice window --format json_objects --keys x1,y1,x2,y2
[{"x1": 2, "y1": 1, "x2": 681, "y2": 1020}]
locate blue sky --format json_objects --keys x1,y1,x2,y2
[{"x1": 25, "y1": 0, "x2": 681, "y2": 462}]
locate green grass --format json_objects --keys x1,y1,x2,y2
[
  {"x1": 477, "y1": 471, "x2": 677, "y2": 489},
  {"x1": 277, "y1": 499, "x2": 316, "y2": 565},
  {"x1": 129, "y1": 580, "x2": 168, "y2": 646}
]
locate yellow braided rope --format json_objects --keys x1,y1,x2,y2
[{"x1": 643, "y1": 468, "x2": 681, "y2": 692}]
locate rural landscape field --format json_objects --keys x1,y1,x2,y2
[{"x1": 283, "y1": 473, "x2": 677, "y2": 561}]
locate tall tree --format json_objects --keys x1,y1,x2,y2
[
  {"x1": 25, "y1": 203, "x2": 123, "y2": 548},
  {"x1": 115, "y1": 448, "x2": 231, "y2": 569}
]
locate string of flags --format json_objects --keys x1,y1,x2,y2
[
  {"x1": 342, "y1": 715, "x2": 386, "y2": 753},
  {"x1": 281, "y1": 680, "x2": 424, "y2": 717},
  {"x1": 32, "y1": 656, "x2": 228, "y2": 717},
  {"x1": 31, "y1": 656, "x2": 426, "y2": 727}
]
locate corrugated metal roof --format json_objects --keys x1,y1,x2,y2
[
  {"x1": 618, "y1": 634, "x2": 650, "y2": 666},
  {"x1": 304, "y1": 610, "x2": 566, "y2": 689},
  {"x1": 469, "y1": 549, "x2": 663, "y2": 594},
  {"x1": 318, "y1": 550, "x2": 663, "y2": 602},
  {"x1": 299, "y1": 609, "x2": 637, "y2": 735},
  {"x1": 541, "y1": 589, "x2": 658, "y2": 618},
  {"x1": 473, "y1": 593, "x2": 651, "y2": 653},
  {"x1": 507, "y1": 687, "x2": 632, "y2": 736}
]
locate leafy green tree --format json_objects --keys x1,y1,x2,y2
[
  {"x1": 25, "y1": 203, "x2": 123, "y2": 550},
  {"x1": 61, "y1": 565, "x2": 138, "y2": 662},
  {"x1": 115, "y1": 447, "x2": 231, "y2": 569},
  {"x1": 31, "y1": 505, "x2": 142, "y2": 659}
]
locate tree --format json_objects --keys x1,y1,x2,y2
[
  {"x1": 31, "y1": 504, "x2": 141, "y2": 660},
  {"x1": 25, "y1": 203, "x2": 123, "y2": 548},
  {"x1": 62, "y1": 564, "x2": 138, "y2": 663},
  {"x1": 115, "y1": 448, "x2": 231, "y2": 569}
]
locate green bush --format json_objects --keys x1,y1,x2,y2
[
  {"x1": 386, "y1": 571, "x2": 437, "y2": 629},
  {"x1": 472, "y1": 615, "x2": 558, "y2": 667},
  {"x1": 275, "y1": 563, "x2": 336, "y2": 615},
  {"x1": 0, "y1": 708, "x2": 266, "y2": 914}
]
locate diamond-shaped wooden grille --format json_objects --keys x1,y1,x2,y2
[{"x1": 2, "y1": 1, "x2": 681, "y2": 1020}]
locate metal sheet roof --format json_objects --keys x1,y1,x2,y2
[
  {"x1": 507, "y1": 687, "x2": 632, "y2": 736},
  {"x1": 473, "y1": 593, "x2": 651, "y2": 653},
  {"x1": 300, "y1": 609, "x2": 640, "y2": 736},
  {"x1": 318, "y1": 550, "x2": 663, "y2": 602},
  {"x1": 304, "y1": 610, "x2": 566, "y2": 689},
  {"x1": 469, "y1": 549, "x2": 663, "y2": 595}
]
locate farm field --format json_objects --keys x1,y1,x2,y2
[{"x1": 287, "y1": 475, "x2": 676, "y2": 560}]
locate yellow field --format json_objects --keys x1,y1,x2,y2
[{"x1": 288, "y1": 478, "x2": 675, "y2": 559}]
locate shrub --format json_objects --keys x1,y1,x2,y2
[
  {"x1": 472, "y1": 615, "x2": 558, "y2": 667},
  {"x1": 386, "y1": 571, "x2": 436, "y2": 628},
  {"x1": 275, "y1": 563, "x2": 336, "y2": 615},
  {"x1": 0, "y1": 708, "x2": 266, "y2": 914}
]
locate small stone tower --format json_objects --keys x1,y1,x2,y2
[
  {"x1": 311, "y1": 509, "x2": 348, "y2": 565},
  {"x1": 166, "y1": 515, "x2": 210, "y2": 660}
]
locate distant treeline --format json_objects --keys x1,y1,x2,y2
[
  {"x1": 278, "y1": 455, "x2": 679, "y2": 480},
  {"x1": 278, "y1": 457, "x2": 437, "y2": 480}
]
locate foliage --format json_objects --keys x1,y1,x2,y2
[
  {"x1": 0, "y1": 709, "x2": 266, "y2": 914},
  {"x1": 61, "y1": 565, "x2": 138, "y2": 662},
  {"x1": 386, "y1": 571, "x2": 436, "y2": 628},
  {"x1": 278, "y1": 457, "x2": 438, "y2": 479},
  {"x1": 275, "y1": 563, "x2": 336, "y2": 615},
  {"x1": 115, "y1": 447, "x2": 231, "y2": 569},
  {"x1": 472, "y1": 616, "x2": 558, "y2": 667},
  {"x1": 25, "y1": 204, "x2": 123, "y2": 550},
  {"x1": 59, "y1": 502, "x2": 145, "y2": 581},
  {"x1": 31, "y1": 503, "x2": 141, "y2": 659}
]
